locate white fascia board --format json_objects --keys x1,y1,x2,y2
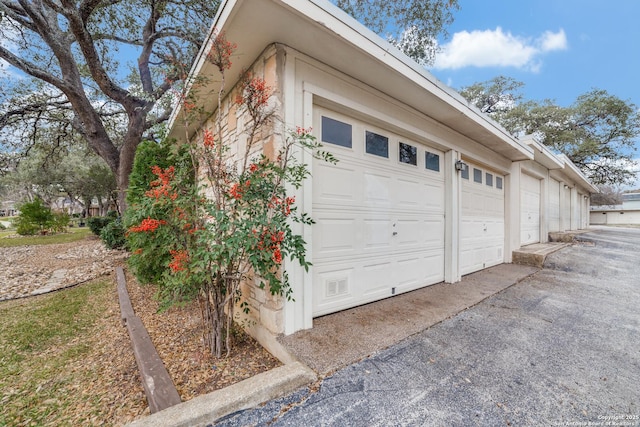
[{"x1": 521, "y1": 135, "x2": 564, "y2": 170}]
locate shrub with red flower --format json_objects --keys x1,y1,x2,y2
[{"x1": 124, "y1": 32, "x2": 337, "y2": 359}]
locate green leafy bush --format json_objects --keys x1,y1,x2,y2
[
  {"x1": 51, "y1": 212, "x2": 70, "y2": 233},
  {"x1": 16, "y1": 221, "x2": 40, "y2": 236},
  {"x1": 14, "y1": 198, "x2": 54, "y2": 235},
  {"x1": 99, "y1": 218, "x2": 126, "y2": 249},
  {"x1": 124, "y1": 139, "x2": 179, "y2": 285},
  {"x1": 87, "y1": 216, "x2": 114, "y2": 236}
]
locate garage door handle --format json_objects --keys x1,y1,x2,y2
[{"x1": 393, "y1": 232, "x2": 398, "y2": 236}]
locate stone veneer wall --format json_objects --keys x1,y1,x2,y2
[{"x1": 193, "y1": 44, "x2": 287, "y2": 336}]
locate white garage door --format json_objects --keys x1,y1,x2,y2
[
  {"x1": 460, "y1": 162, "x2": 505, "y2": 276},
  {"x1": 562, "y1": 185, "x2": 571, "y2": 231},
  {"x1": 548, "y1": 178, "x2": 561, "y2": 232},
  {"x1": 312, "y1": 110, "x2": 445, "y2": 316},
  {"x1": 520, "y1": 173, "x2": 541, "y2": 245}
]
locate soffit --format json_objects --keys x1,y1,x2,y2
[{"x1": 169, "y1": 0, "x2": 533, "y2": 162}]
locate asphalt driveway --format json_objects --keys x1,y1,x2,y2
[{"x1": 215, "y1": 227, "x2": 640, "y2": 426}]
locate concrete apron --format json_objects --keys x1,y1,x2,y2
[
  {"x1": 279, "y1": 263, "x2": 539, "y2": 376},
  {"x1": 127, "y1": 262, "x2": 544, "y2": 426}
]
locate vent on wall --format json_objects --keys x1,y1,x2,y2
[{"x1": 326, "y1": 278, "x2": 348, "y2": 298}]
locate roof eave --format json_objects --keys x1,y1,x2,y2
[
  {"x1": 559, "y1": 154, "x2": 599, "y2": 193},
  {"x1": 168, "y1": 0, "x2": 533, "y2": 162}
]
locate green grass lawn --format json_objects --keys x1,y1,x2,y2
[
  {"x1": 0, "y1": 280, "x2": 114, "y2": 426},
  {"x1": 0, "y1": 227, "x2": 92, "y2": 248}
]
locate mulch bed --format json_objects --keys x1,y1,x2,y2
[{"x1": 123, "y1": 270, "x2": 282, "y2": 411}]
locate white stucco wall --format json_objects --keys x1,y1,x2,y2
[{"x1": 590, "y1": 210, "x2": 640, "y2": 225}]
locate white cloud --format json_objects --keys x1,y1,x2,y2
[
  {"x1": 433, "y1": 27, "x2": 567, "y2": 72},
  {"x1": 539, "y1": 30, "x2": 568, "y2": 51}
]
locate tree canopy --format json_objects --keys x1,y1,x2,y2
[
  {"x1": 0, "y1": 0, "x2": 221, "y2": 210},
  {"x1": 334, "y1": 0, "x2": 460, "y2": 65},
  {"x1": 459, "y1": 76, "x2": 640, "y2": 186},
  {"x1": 0, "y1": 143, "x2": 117, "y2": 216},
  {"x1": 0, "y1": 0, "x2": 459, "y2": 212}
]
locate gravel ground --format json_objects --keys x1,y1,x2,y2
[{"x1": 0, "y1": 236, "x2": 128, "y2": 301}]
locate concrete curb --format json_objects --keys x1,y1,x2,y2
[{"x1": 125, "y1": 361, "x2": 317, "y2": 427}]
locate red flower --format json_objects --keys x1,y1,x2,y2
[
  {"x1": 295, "y1": 126, "x2": 312, "y2": 136},
  {"x1": 183, "y1": 100, "x2": 196, "y2": 112},
  {"x1": 272, "y1": 247, "x2": 282, "y2": 264},
  {"x1": 283, "y1": 196, "x2": 295, "y2": 216},
  {"x1": 271, "y1": 231, "x2": 285, "y2": 243},
  {"x1": 146, "y1": 166, "x2": 176, "y2": 200},
  {"x1": 229, "y1": 183, "x2": 243, "y2": 200},
  {"x1": 203, "y1": 129, "x2": 215, "y2": 148},
  {"x1": 129, "y1": 217, "x2": 166, "y2": 233},
  {"x1": 169, "y1": 250, "x2": 189, "y2": 273},
  {"x1": 237, "y1": 76, "x2": 273, "y2": 120},
  {"x1": 228, "y1": 180, "x2": 251, "y2": 200},
  {"x1": 206, "y1": 30, "x2": 237, "y2": 72}
]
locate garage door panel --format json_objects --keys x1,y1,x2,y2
[
  {"x1": 313, "y1": 108, "x2": 445, "y2": 316},
  {"x1": 425, "y1": 192, "x2": 445, "y2": 212},
  {"x1": 460, "y1": 245, "x2": 482, "y2": 274},
  {"x1": 313, "y1": 249, "x2": 444, "y2": 316},
  {"x1": 549, "y1": 178, "x2": 560, "y2": 232},
  {"x1": 314, "y1": 162, "x2": 360, "y2": 205},
  {"x1": 521, "y1": 174, "x2": 541, "y2": 245},
  {"x1": 361, "y1": 261, "x2": 393, "y2": 297},
  {"x1": 313, "y1": 216, "x2": 357, "y2": 254},
  {"x1": 486, "y1": 194, "x2": 504, "y2": 216},
  {"x1": 364, "y1": 172, "x2": 392, "y2": 206},
  {"x1": 460, "y1": 162, "x2": 505, "y2": 276},
  {"x1": 396, "y1": 256, "x2": 423, "y2": 288},
  {"x1": 363, "y1": 218, "x2": 393, "y2": 250},
  {"x1": 396, "y1": 177, "x2": 425, "y2": 209},
  {"x1": 313, "y1": 266, "x2": 357, "y2": 316}
]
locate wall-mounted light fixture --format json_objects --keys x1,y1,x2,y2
[
  {"x1": 564, "y1": 184, "x2": 570, "y2": 189},
  {"x1": 455, "y1": 160, "x2": 468, "y2": 172}
]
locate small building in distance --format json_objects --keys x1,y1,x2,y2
[{"x1": 590, "y1": 192, "x2": 640, "y2": 225}]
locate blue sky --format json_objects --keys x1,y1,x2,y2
[{"x1": 427, "y1": 0, "x2": 640, "y2": 188}]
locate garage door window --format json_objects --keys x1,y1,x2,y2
[
  {"x1": 473, "y1": 168, "x2": 482, "y2": 183},
  {"x1": 496, "y1": 177, "x2": 503, "y2": 190},
  {"x1": 425, "y1": 152, "x2": 440, "y2": 172},
  {"x1": 365, "y1": 131, "x2": 389, "y2": 158},
  {"x1": 486, "y1": 173, "x2": 493, "y2": 187},
  {"x1": 461, "y1": 165, "x2": 469, "y2": 180},
  {"x1": 322, "y1": 116, "x2": 352, "y2": 148},
  {"x1": 399, "y1": 142, "x2": 417, "y2": 165}
]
